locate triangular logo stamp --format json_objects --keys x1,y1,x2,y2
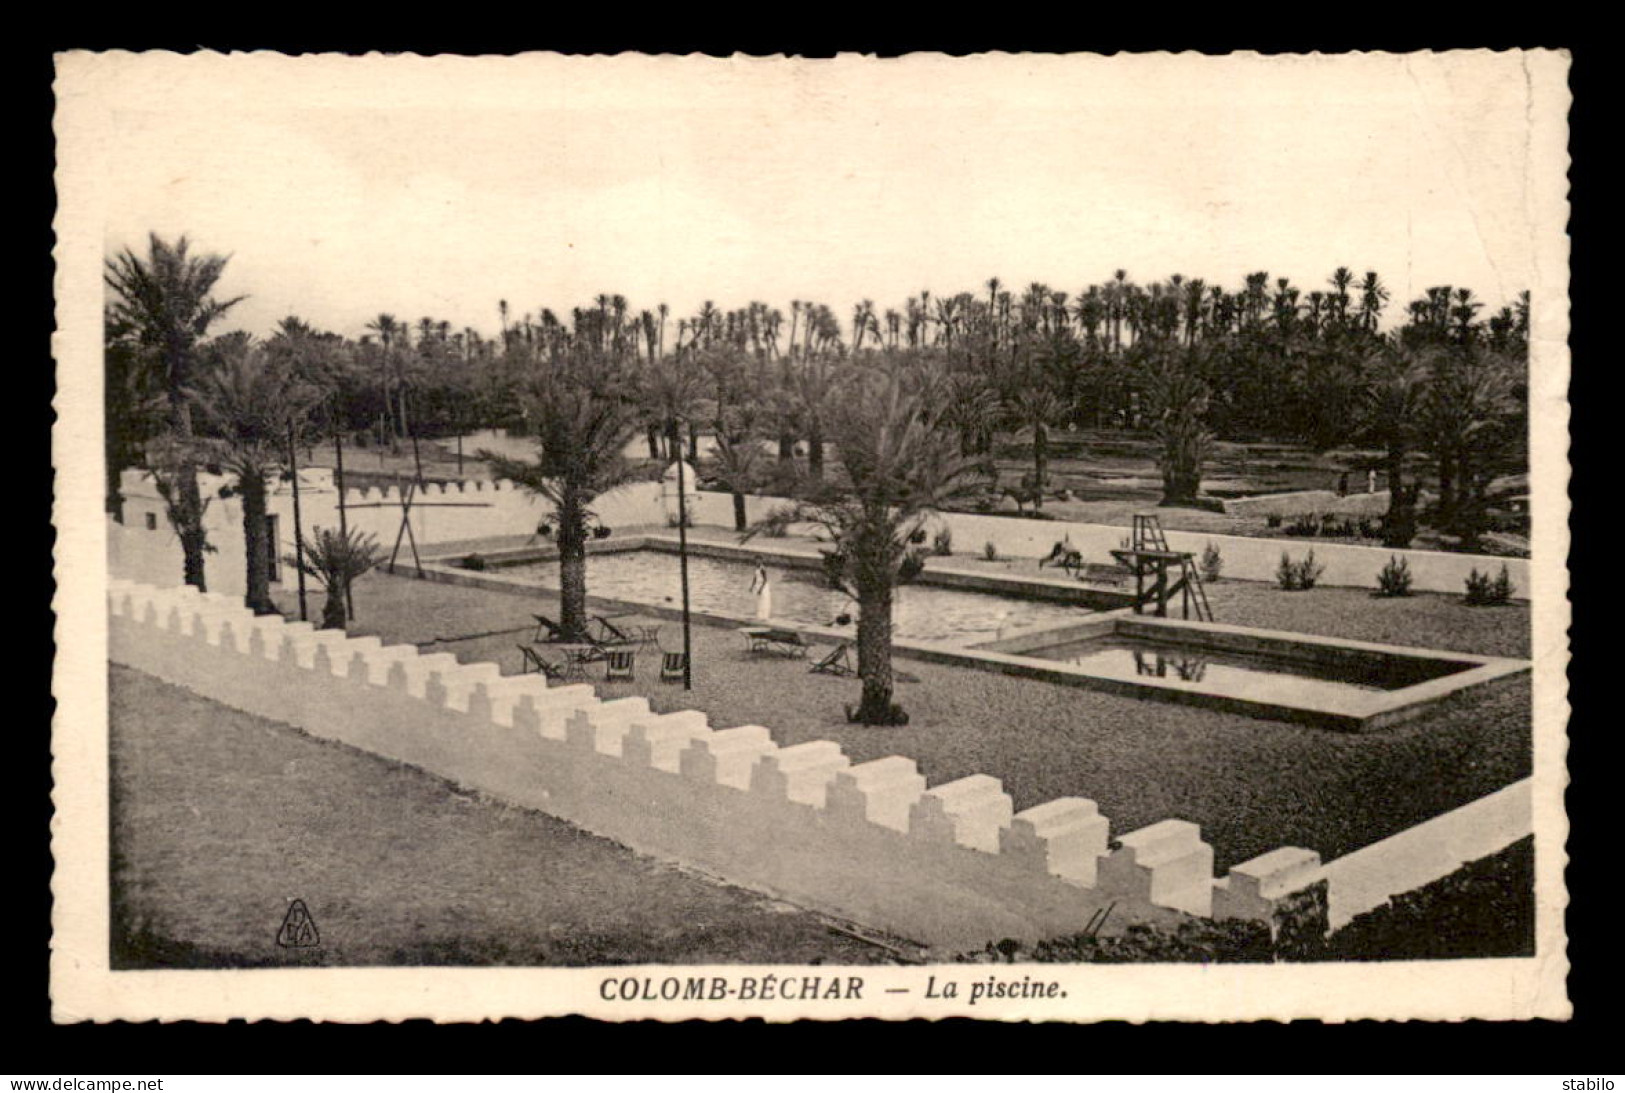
[{"x1": 276, "y1": 899, "x2": 321, "y2": 948}]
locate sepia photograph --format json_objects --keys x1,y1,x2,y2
[{"x1": 50, "y1": 49, "x2": 1572, "y2": 1023}]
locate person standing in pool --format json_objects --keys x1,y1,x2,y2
[{"x1": 750, "y1": 562, "x2": 773, "y2": 621}]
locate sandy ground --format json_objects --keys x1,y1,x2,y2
[{"x1": 109, "y1": 665, "x2": 893, "y2": 968}]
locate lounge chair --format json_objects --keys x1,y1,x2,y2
[
  {"x1": 636, "y1": 624, "x2": 663, "y2": 651},
  {"x1": 592, "y1": 615, "x2": 635, "y2": 644},
  {"x1": 810, "y1": 643, "x2": 855, "y2": 677},
  {"x1": 604, "y1": 647, "x2": 636, "y2": 683},
  {"x1": 532, "y1": 614, "x2": 566, "y2": 643},
  {"x1": 518, "y1": 644, "x2": 566, "y2": 680},
  {"x1": 659, "y1": 650, "x2": 687, "y2": 684}
]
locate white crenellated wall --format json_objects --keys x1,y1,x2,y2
[{"x1": 106, "y1": 579, "x2": 1531, "y2": 950}]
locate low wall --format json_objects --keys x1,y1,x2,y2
[
  {"x1": 1220, "y1": 489, "x2": 1395, "y2": 518},
  {"x1": 110, "y1": 470, "x2": 669, "y2": 597},
  {"x1": 106, "y1": 579, "x2": 1531, "y2": 952},
  {"x1": 686, "y1": 488, "x2": 1530, "y2": 600},
  {"x1": 109, "y1": 469, "x2": 1528, "y2": 608}
]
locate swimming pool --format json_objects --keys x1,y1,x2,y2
[
  {"x1": 1016, "y1": 632, "x2": 1467, "y2": 708},
  {"x1": 499, "y1": 550, "x2": 1094, "y2": 643}
]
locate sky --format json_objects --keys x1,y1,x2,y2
[{"x1": 86, "y1": 51, "x2": 1560, "y2": 341}]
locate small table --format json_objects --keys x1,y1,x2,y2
[
  {"x1": 740, "y1": 627, "x2": 810, "y2": 658},
  {"x1": 555, "y1": 644, "x2": 597, "y2": 680}
]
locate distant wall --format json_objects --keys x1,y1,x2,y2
[
  {"x1": 686, "y1": 488, "x2": 1531, "y2": 600},
  {"x1": 110, "y1": 470, "x2": 668, "y2": 596},
  {"x1": 107, "y1": 579, "x2": 1531, "y2": 951},
  {"x1": 108, "y1": 469, "x2": 1529, "y2": 604}
]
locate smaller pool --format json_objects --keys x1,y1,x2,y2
[
  {"x1": 1021, "y1": 634, "x2": 1464, "y2": 707},
  {"x1": 970, "y1": 616, "x2": 1520, "y2": 730}
]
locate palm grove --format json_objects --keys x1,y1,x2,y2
[{"x1": 105, "y1": 234, "x2": 1529, "y2": 724}]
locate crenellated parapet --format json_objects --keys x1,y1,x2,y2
[{"x1": 107, "y1": 580, "x2": 1421, "y2": 950}]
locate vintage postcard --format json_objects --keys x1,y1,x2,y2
[{"x1": 51, "y1": 49, "x2": 1571, "y2": 1023}]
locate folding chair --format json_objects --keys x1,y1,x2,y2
[
  {"x1": 660, "y1": 650, "x2": 688, "y2": 684},
  {"x1": 604, "y1": 647, "x2": 636, "y2": 683},
  {"x1": 593, "y1": 615, "x2": 634, "y2": 644},
  {"x1": 518, "y1": 644, "x2": 564, "y2": 680},
  {"x1": 532, "y1": 614, "x2": 566, "y2": 643},
  {"x1": 636, "y1": 624, "x2": 662, "y2": 652},
  {"x1": 809, "y1": 643, "x2": 855, "y2": 677}
]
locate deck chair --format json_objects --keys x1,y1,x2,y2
[
  {"x1": 518, "y1": 644, "x2": 564, "y2": 680},
  {"x1": 810, "y1": 643, "x2": 855, "y2": 677},
  {"x1": 660, "y1": 650, "x2": 688, "y2": 684},
  {"x1": 532, "y1": 614, "x2": 566, "y2": 643},
  {"x1": 592, "y1": 615, "x2": 635, "y2": 644},
  {"x1": 604, "y1": 647, "x2": 636, "y2": 683}
]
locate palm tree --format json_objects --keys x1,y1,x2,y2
[
  {"x1": 1144, "y1": 349, "x2": 1213, "y2": 506},
  {"x1": 754, "y1": 361, "x2": 978, "y2": 725},
  {"x1": 1000, "y1": 373, "x2": 1065, "y2": 510},
  {"x1": 1422, "y1": 349, "x2": 1517, "y2": 548},
  {"x1": 285, "y1": 527, "x2": 384, "y2": 629},
  {"x1": 105, "y1": 233, "x2": 247, "y2": 591},
  {"x1": 480, "y1": 344, "x2": 644, "y2": 641},
  {"x1": 1358, "y1": 344, "x2": 1428, "y2": 547},
  {"x1": 191, "y1": 343, "x2": 315, "y2": 614},
  {"x1": 365, "y1": 313, "x2": 401, "y2": 449}
]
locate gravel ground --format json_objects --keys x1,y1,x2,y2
[
  {"x1": 110, "y1": 665, "x2": 890, "y2": 968},
  {"x1": 303, "y1": 569, "x2": 1532, "y2": 872}
]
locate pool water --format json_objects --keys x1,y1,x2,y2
[
  {"x1": 1022, "y1": 635, "x2": 1465, "y2": 704},
  {"x1": 503, "y1": 551, "x2": 1092, "y2": 643}
]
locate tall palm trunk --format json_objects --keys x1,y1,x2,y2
[
  {"x1": 168, "y1": 395, "x2": 209, "y2": 591},
  {"x1": 646, "y1": 426, "x2": 661, "y2": 460},
  {"x1": 1032, "y1": 422, "x2": 1048, "y2": 510},
  {"x1": 808, "y1": 429, "x2": 825, "y2": 479},
  {"x1": 853, "y1": 578, "x2": 897, "y2": 725},
  {"x1": 779, "y1": 432, "x2": 795, "y2": 462},
  {"x1": 556, "y1": 485, "x2": 590, "y2": 641},
  {"x1": 732, "y1": 491, "x2": 748, "y2": 531},
  {"x1": 240, "y1": 471, "x2": 275, "y2": 614},
  {"x1": 397, "y1": 384, "x2": 411, "y2": 447},
  {"x1": 1382, "y1": 445, "x2": 1416, "y2": 548}
]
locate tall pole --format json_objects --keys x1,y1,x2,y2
[
  {"x1": 676, "y1": 439, "x2": 693, "y2": 690},
  {"x1": 287, "y1": 420, "x2": 308, "y2": 622},
  {"x1": 334, "y1": 415, "x2": 354, "y2": 621}
]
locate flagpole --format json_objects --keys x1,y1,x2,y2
[{"x1": 676, "y1": 450, "x2": 693, "y2": 690}]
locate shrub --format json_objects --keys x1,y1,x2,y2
[
  {"x1": 536, "y1": 522, "x2": 553, "y2": 538},
  {"x1": 462, "y1": 553, "x2": 487, "y2": 572},
  {"x1": 1375, "y1": 555, "x2": 1413, "y2": 597},
  {"x1": 592, "y1": 525, "x2": 613, "y2": 540},
  {"x1": 1199, "y1": 541, "x2": 1222, "y2": 583},
  {"x1": 1284, "y1": 512, "x2": 1320, "y2": 537},
  {"x1": 898, "y1": 548, "x2": 928, "y2": 584},
  {"x1": 908, "y1": 527, "x2": 928, "y2": 545},
  {"x1": 932, "y1": 527, "x2": 953, "y2": 556},
  {"x1": 757, "y1": 508, "x2": 795, "y2": 538},
  {"x1": 1265, "y1": 513, "x2": 1283, "y2": 529},
  {"x1": 1465, "y1": 564, "x2": 1514, "y2": 606},
  {"x1": 1276, "y1": 548, "x2": 1324, "y2": 591},
  {"x1": 1493, "y1": 564, "x2": 1515, "y2": 603},
  {"x1": 983, "y1": 540, "x2": 999, "y2": 562}
]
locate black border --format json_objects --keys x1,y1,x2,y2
[{"x1": 23, "y1": 28, "x2": 1603, "y2": 1070}]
